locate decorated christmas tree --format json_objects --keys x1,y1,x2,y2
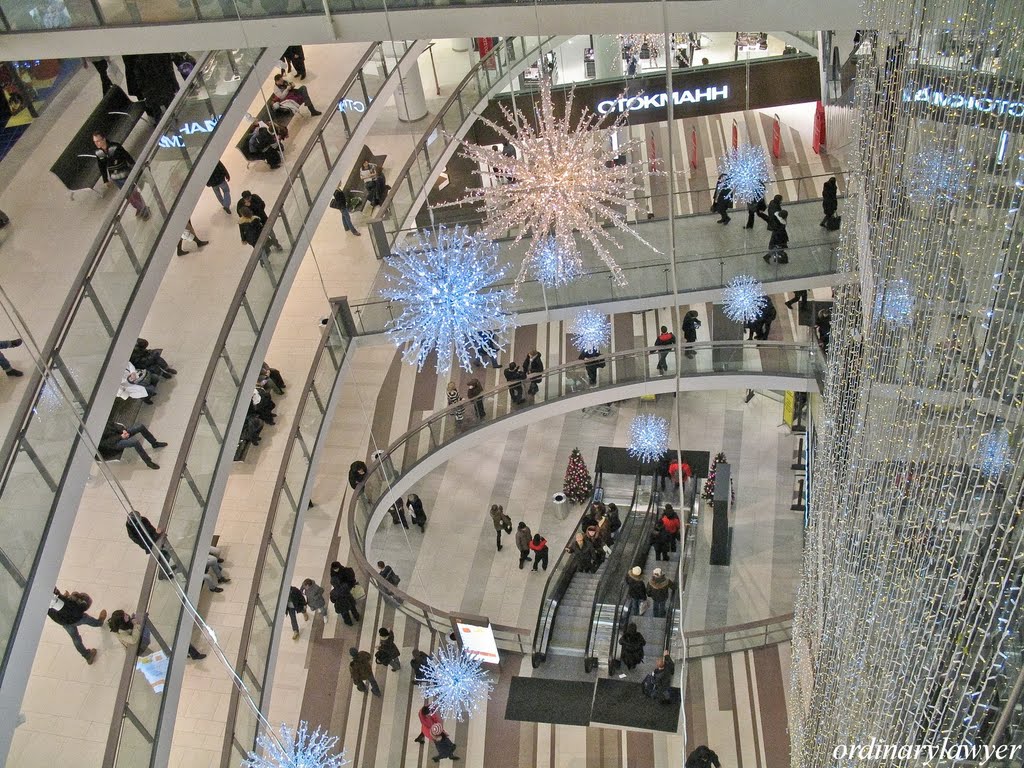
[
  {"x1": 563, "y1": 448, "x2": 594, "y2": 504},
  {"x1": 702, "y1": 451, "x2": 727, "y2": 501}
]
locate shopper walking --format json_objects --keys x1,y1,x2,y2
[
  {"x1": 764, "y1": 209, "x2": 789, "y2": 263},
  {"x1": 330, "y1": 577, "x2": 360, "y2": 626},
  {"x1": 681, "y1": 310, "x2": 700, "y2": 359},
  {"x1": 48, "y1": 588, "x2": 106, "y2": 664},
  {"x1": 712, "y1": 174, "x2": 732, "y2": 224},
  {"x1": 285, "y1": 585, "x2": 308, "y2": 639},
  {"x1": 745, "y1": 195, "x2": 766, "y2": 228},
  {"x1": 414, "y1": 705, "x2": 443, "y2": 744},
  {"x1": 820, "y1": 176, "x2": 838, "y2": 227},
  {"x1": 762, "y1": 194, "x2": 785, "y2": 230},
  {"x1": 647, "y1": 568, "x2": 675, "y2": 618},
  {"x1": 206, "y1": 161, "x2": 232, "y2": 213},
  {"x1": 653, "y1": 325, "x2": 675, "y2": 374},
  {"x1": 523, "y1": 350, "x2": 544, "y2": 395},
  {"x1": 93, "y1": 132, "x2": 150, "y2": 219},
  {"x1": 446, "y1": 382, "x2": 465, "y2": 425},
  {"x1": 660, "y1": 505, "x2": 681, "y2": 552},
  {"x1": 619, "y1": 622, "x2": 646, "y2": 671},
  {"x1": 504, "y1": 361, "x2": 526, "y2": 404},
  {"x1": 407, "y1": 493, "x2": 427, "y2": 531},
  {"x1": 376, "y1": 627, "x2": 402, "y2": 671},
  {"x1": 466, "y1": 377, "x2": 485, "y2": 420},
  {"x1": 430, "y1": 723, "x2": 461, "y2": 762},
  {"x1": 348, "y1": 460, "x2": 368, "y2": 489},
  {"x1": 515, "y1": 521, "x2": 532, "y2": 569},
  {"x1": 529, "y1": 533, "x2": 549, "y2": 571},
  {"x1": 625, "y1": 566, "x2": 647, "y2": 616},
  {"x1": 578, "y1": 347, "x2": 604, "y2": 386},
  {"x1": 300, "y1": 578, "x2": 329, "y2": 622},
  {"x1": 490, "y1": 504, "x2": 510, "y2": 550},
  {"x1": 686, "y1": 745, "x2": 723, "y2": 768},
  {"x1": 350, "y1": 647, "x2": 381, "y2": 696},
  {"x1": 329, "y1": 188, "x2": 361, "y2": 235},
  {"x1": 785, "y1": 289, "x2": 809, "y2": 310}
]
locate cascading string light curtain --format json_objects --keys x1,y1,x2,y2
[{"x1": 790, "y1": 0, "x2": 1024, "y2": 763}]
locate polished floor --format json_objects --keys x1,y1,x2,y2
[{"x1": 1, "y1": 39, "x2": 834, "y2": 768}]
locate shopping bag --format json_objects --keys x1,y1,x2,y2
[{"x1": 351, "y1": 584, "x2": 366, "y2": 601}]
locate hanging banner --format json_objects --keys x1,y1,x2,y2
[
  {"x1": 783, "y1": 391, "x2": 796, "y2": 427},
  {"x1": 731, "y1": 119, "x2": 738, "y2": 150},
  {"x1": 690, "y1": 126, "x2": 698, "y2": 168},
  {"x1": 812, "y1": 100, "x2": 826, "y2": 154},
  {"x1": 772, "y1": 114, "x2": 782, "y2": 157},
  {"x1": 476, "y1": 37, "x2": 496, "y2": 70}
]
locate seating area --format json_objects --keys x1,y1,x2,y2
[
  {"x1": 345, "y1": 145, "x2": 387, "y2": 211},
  {"x1": 234, "y1": 101, "x2": 308, "y2": 168},
  {"x1": 49, "y1": 85, "x2": 148, "y2": 193},
  {"x1": 234, "y1": 361, "x2": 286, "y2": 461}
]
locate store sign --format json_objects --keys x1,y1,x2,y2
[
  {"x1": 158, "y1": 115, "x2": 221, "y2": 148},
  {"x1": 455, "y1": 620, "x2": 500, "y2": 664},
  {"x1": 596, "y1": 85, "x2": 729, "y2": 115},
  {"x1": 337, "y1": 98, "x2": 367, "y2": 114},
  {"x1": 902, "y1": 86, "x2": 1024, "y2": 117}
]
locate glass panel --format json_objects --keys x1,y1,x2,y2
[{"x1": 113, "y1": 716, "x2": 154, "y2": 768}]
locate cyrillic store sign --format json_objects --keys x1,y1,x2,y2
[
  {"x1": 901, "y1": 66, "x2": 1024, "y2": 126},
  {"x1": 473, "y1": 54, "x2": 820, "y2": 139},
  {"x1": 903, "y1": 86, "x2": 1024, "y2": 118},
  {"x1": 158, "y1": 115, "x2": 221, "y2": 148}
]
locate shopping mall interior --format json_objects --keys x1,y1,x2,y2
[{"x1": 0, "y1": 0, "x2": 1021, "y2": 766}]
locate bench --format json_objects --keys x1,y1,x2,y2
[
  {"x1": 345, "y1": 146, "x2": 387, "y2": 212},
  {"x1": 235, "y1": 102, "x2": 302, "y2": 168},
  {"x1": 50, "y1": 85, "x2": 147, "y2": 193},
  {"x1": 96, "y1": 396, "x2": 144, "y2": 462}
]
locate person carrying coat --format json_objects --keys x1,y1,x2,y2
[
  {"x1": 648, "y1": 568, "x2": 675, "y2": 618},
  {"x1": 330, "y1": 578, "x2": 360, "y2": 626},
  {"x1": 407, "y1": 494, "x2": 427, "y2": 531},
  {"x1": 515, "y1": 522, "x2": 532, "y2": 569},
  {"x1": 529, "y1": 533, "x2": 549, "y2": 571},
  {"x1": 300, "y1": 578, "x2": 328, "y2": 622},
  {"x1": 762, "y1": 194, "x2": 784, "y2": 230},
  {"x1": 625, "y1": 566, "x2": 648, "y2": 615},
  {"x1": 820, "y1": 176, "x2": 838, "y2": 227},
  {"x1": 490, "y1": 504, "x2": 510, "y2": 550},
  {"x1": 466, "y1": 378, "x2": 485, "y2": 420},
  {"x1": 619, "y1": 622, "x2": 646, "y2": 671},
  {"x1": 349, "y1": 647, "x2": 381, "y2": 696},
  {"x1": 764, "y1": 209, "x2": 789, "y2": 264},
  {"x1": 504, "y1": 361, "x2": 526, "y2": 404},
  {"x1": 712, "y1": 174, "x2": 732, "y2": 224},
  {"x1": 376, "y1": 627, "x2": 401, "y2": 671},
  {"x1": 523, "y1": 350, "x2": 543, "y2": 395}
]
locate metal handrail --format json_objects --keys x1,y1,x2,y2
[
  {"x1": 346, "y1": 340, "x2": 819, "y2": 648},
  {"x1": 684, "y1": 612, "x2": 795, "y2": 659},
  {"x1": 530, "y1": 467, "x2": 605, "y2": 662}
]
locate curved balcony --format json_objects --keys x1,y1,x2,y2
[
  {"x1": 104, "y1": 42, "x2": 426, "y2": 767},
  {"x1": 347, "y1": 340, "x2": 821, "y2": 644}
]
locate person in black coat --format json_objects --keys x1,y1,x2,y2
[
  {"x1": 761, "y1": 194, "x2": 784, "y2": 230},
  {"x1": 246, "y1": 123, "x2": 282, "y2": 169},
  {"x1": 745, "y1": 195, "x2": 766, "y2": 228},
  {"x1": 286, "y1": 585, "x2": 308, "y2": 638},
  {"x1": 330, "y1": 580, "x2": 360, "y2": 625},
  {"x1": 619, "y1": 622, "x2": 646, "y2": 671},
  {"x1": 755, "y1": 299, "x2": 778, "y2": 340},
  {"x1": 523, "y1": 351, "x2": 544, "y2": 395},
  {"x1": 764, "y1": 210, "x2": 789, "y2": 263},
  {"x1": 685, "y1": 745, "x2": 722, "y2": 768},
  {"x1": 681, "y1": 310, "x2": 701, "y2": 359},
  {"x1": 712, "y1": 174, "x2": 732, "y2": 223},
  {"x1": 504, "y1": 361, "x2": 526, "y2": 404},
  {"x1": 651, "y1": 523, "x2": 672, "y2": 561},
  {"x1": 406, "y1": 494, "x2": 427, "y2": 531},
  {"x1": 578, "y1": 348, "x2": 604, "y2": 386},
  {"x1": 348, "y1": 461, "x2": 368, "y2": 489},
  {"x1": 122, "y1": 53, "x2": 179, "y2": 119},
  {"x1": 820, "y1": 176, "x2": 838, "y2": 227},
  {"x1": 376, "y1": 627, "x2": 401, "y2": 671},
  {"x1": 206, "y1": 161, "x2": 232, "y2": 213},
  {"x1": 282, "y1": 45, "x2": 306, "y2": 79},
  {"x1": 329, "y1": 189, "x2": 360, "y2": 236},
  {"x1": 330, "y1": 561, "x2": 358, "y2": 589}
]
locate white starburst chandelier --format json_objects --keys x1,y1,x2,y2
[
  {"x1": 421, "y1": 643, "x2": 495, "y2": 722},
  {"x1": 717, "y1": 143, "x2": 774, "y2": 205},
  {"x1": 452, "y1": 75, "x2": 654, "y2": 288}
]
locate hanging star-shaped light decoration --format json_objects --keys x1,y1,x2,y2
[
  {"x1": 627, "y1": 414, "x2": 669, "y2": 463},
  {"x1": 722, "y1": 274, "x2": 768, "y2": 323},
  {"x1": 380, "y1": 225, "x2": 517, "y2": 374},
  {"x1": 532, "y1": 234, "x2": 583, "y2": 287},
  {"x1": 421, "y1": 643, "x2": 495, "y2": 722},
  {"x1": 717, "y1": 144, "x2": 774, "y2": 205},
  {"x1": 450, "y1": 75, "x2": 655, "y2": 288},
  {"x1": 570, "y1": 309, "x2": 611, "y2": 353},
  {"x1": 243, "y1": 721, "x2": 348, "y2": 768}
]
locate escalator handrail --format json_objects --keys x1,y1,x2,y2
[
  {"x1": 607, "y1": 483, "x2": 662, "y2": 666},
  {"x1": 583, "y1": 470, "x2": 648, "y2": 661},
  {"x1": 531, "y1": 467, "x2": 604, "y2": 658}
]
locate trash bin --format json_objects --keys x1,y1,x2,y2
[{"x1": 371, "y1": 449, "x2": 396, "y2": 482}]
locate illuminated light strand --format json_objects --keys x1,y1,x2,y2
[
  {"x1": 569, "y1": 309, "x2": 611, "y2": 353},
  {"x1": 380, "y1": 225, "x2": 517, "y2": 374},
  {"x1": 449, "y1": 76, "x2": 656, "y2": 288},
  {"x1": 627, "y1": 414, "x2": 669, "y2": 464},
  {"x1": 243, "y1": 721, "x2": 348, "y2": 768},
  {"x1": 532, "y1": 234, "x2": 583, "y2": 287},
  {"x1": 717, "y1": 143, "x2": 774, "y2": 205},
  {"x1": 421, "y1": 643, "x2": 494, "y2": 722},
  {"x1": 721, "y1": 275, "x2": 768, "y2": 323}
]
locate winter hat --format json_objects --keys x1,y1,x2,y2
[
  {"x1": 349, "y1": 647, "x2": 359, "y2": 658},
  {"x1": 430, "y1": 723, "x2": 444, "y2": 738},
  {"x1": 653, "y1": 567, "x2": 664, "y2": 578},
  {"x1": 630, "y1": 566, "x2": 642, "y2": 577}
]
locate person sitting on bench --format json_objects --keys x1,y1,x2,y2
[
  {"x1": 130, "y1": 338, "x2": 177, "y2": 380},
  {"x1": 270, "y1": 74, "x2": 322, "y2": 117},
  {"x1": 100, "y1": 422, "x2": 167, "y2": 469},
  {"x1": 92, "y1": 132, "x2": 150, "y2": 219},
  {"x1": 248, "y1": 122, "x2": 283, "y2": 169}
]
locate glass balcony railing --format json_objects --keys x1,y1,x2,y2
[
  {"x1": 347, "y1": 340, "x2": 821, "y2": 643},
  {"x1": 220, "y1": 299, "x2": 353, "y2": 766},
  {"x1": 105, "y1": 42, "x2": 421, "y2": 768},
  {"x1": 0, "y1": 49, "x2": 268, "y2": 698}
]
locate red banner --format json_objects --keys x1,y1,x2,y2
[
  {"x1": 772, "y1": 115, "x2": 782, "y2": 158},
  {"x1": 690, "y1": 126, "x2": 698, "y2": 169},
  {"x1": 476, "y1": 37, "x2": 496, "y2": 69},
  {"x1": 812, "y1": 100, "x2": 826, "y2": 154},
  {"x1": 731, "y1": 119, "x2": 738, "y2": 150}
]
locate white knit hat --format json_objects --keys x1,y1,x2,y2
[{"x1": 630, "y1": 566, "x2": 642, "y2": 577}]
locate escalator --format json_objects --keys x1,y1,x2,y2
[{"x1": 531, "y1": 468, "x2": 645, "y2": 667}]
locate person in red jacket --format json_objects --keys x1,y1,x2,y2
[
  {"x1": 529, "y1": 533, "x2": 549, "y2": 572},
  {"x1": 414, "y1": 704, "x2": 443, "y2": 744},
  {"x1": 653, "y1": 326, "x2": 675, "y2": 374},
  {"x1": 660, "y1": 504, "x2": 681, "y2": 552},
  {"x1": 668, "y1": 458, "x2": 692, "y2": 489}
]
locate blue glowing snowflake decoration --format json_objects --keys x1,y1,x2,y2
[
  {"x1": 722, "y1": 275, "x2": 768, "y2": 323},
  {"x1": 532, "y1": 235, "x2": 583, "y2": 288},
  {"x1": 570, "y1": 309, "x2": 611, "y2": 353},
  {"x1": 381, "y1": 226, "x2": 517, "y2": 374},
  {"x1": 977, "y1": 427, "x2": 1011, "y2": 477},
  {"x1": 243, "y1": 721, "x2": 348, "y2": 768},
  {"x1": 872, "y1": 278, "x2": 915, "y2": 326},
  {"x1": 421, "y1": 642, "x2": 494, "y2": 722},
  {"x1": 627, "y1": 414, "x2": 669, "y2": 464},
  {"x1": 906, "y1": 147, "x2": 972, "y2": 202},
  {"x1": 717, "y1": 144, "x2": 774, "y2": 205}
]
